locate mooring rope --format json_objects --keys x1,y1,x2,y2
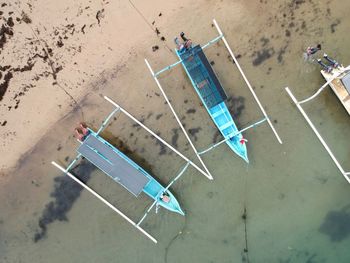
[
  {"x1": 242, "y1": 166, "x2": 250, "y2": 263},
  {"x1": 128, "y1": 0, "x2": 174, "y2": 53}
]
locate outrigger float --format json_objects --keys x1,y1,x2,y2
[
  {"x1": 145, "y1": 19, "x2": 282, "y2": 166},
  {"x1": 52, "y1": 96, "x2": 213, "y2": 243},
  {"x1": 285, "y1": 54, "x2": 350, "y2": 183}
]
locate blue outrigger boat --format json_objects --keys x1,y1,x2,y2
[
  {"x1": 176, "y1": 42, "x2": 248, "y2": 162},
  {"x1": 52, "y1": 97, "x2": 204, "y2": 243},
  {"x1": 145, "y1": 19, "x2": 282, "y2": 169},
  {"x1": 78, "y1": 129, "x2": 184, "y2": 215}
]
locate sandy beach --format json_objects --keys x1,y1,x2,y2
[
  {"x1": 0, "y1": 0, "x2": 163, "y2": 172},
  {"x1": 1, "y1": 0, "x2": 350, "y2": 262}
]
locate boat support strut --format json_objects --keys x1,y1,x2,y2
[{"x1": 285, "y1": 87, "x2": 350, "y2": 184}]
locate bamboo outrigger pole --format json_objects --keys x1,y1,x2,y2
[
  {"x1": 298, "y1": 65, "x2": 350, "y2": 104},
  {"x1": 212, "y1": 19, "x2": 283, "y2": 144},
  {"x1": 154, "y1": 35, "x2": 223, "y2": 77},
  {"x1": 104, "y1": 96, "x2": 212, "y2": 179},
  {"x1": 144, "y1": 60, "x2": 214, "y2": 180},
  {"x1": 51, "y1": 161, "x2": 158, "y2": 243},
  {"x1": 198, "y1": 117, "x2": 267, "y2": 155},
  {"x1": 285, "y1": 87, "x2": 350, "y2": 184}
]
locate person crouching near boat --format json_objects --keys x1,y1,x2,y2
[
  {"x1": 174, "y1": 32, "x2": 192, "y2": 53},
  {"x1": 74, "y1": 122, "x2": 90, "y2": 142},
  {"x1": 306, "y1": 44, "x2": 321, "y2": 56},
  {"x1": 160, "y1": 192, "x2": 170, "y2": 203},
  {"x1": 304, "y1": 44, "x2": 321, "y2": 60}
]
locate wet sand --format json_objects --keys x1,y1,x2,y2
[{"x1": 1, "y1": 0, "x2": 350, "y2": 262}]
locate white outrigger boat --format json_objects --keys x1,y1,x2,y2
[
  {"x1": 52, "y1": 96, "x2": 212, "y2": 243},
  {"x1": 285, "y1": 54, "x2": 350, "y2": 184}
]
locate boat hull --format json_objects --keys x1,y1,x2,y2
[
  {"x1": 143, "y1": 179, "x2": 184, "y2": 215},
  {"x1": 176, "y1": 48, "x2": 248, "y2": 162},
  {"x1": 90, "y1": 131, "x2": 184, "y2": 215},
  {"x1": 209, "y1": 102, "x2": 248, "y2": 162}
]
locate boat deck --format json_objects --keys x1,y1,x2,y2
[
  {"x1": 177, "y1": 45, "x2": 248, "y2": 162},
  {"x1": 77, "y1": 133, "x2": 150, "y2": 196},
  {"x1": 321, "y1": 67, "x2": 350, "y2": 115},
  {"x1": 179, "y1": 45, "x2": 227, "y2": 109}
]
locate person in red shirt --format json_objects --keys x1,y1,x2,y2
[{"x1": 74, "y1": 122, "x2": 90, "y2": 142}]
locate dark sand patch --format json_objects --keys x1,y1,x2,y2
[
  {"x1": 21, "y1": 11, "x2": 32, "y2": 24},
  {"x1": 156, "y1": 113, "x2": 163, "y2": 120},
  {"x1": 0, "y1": 71, "x2": 13, "y2": 101},
  {"x1": 277, "y1": 45, "x2": 288, "y2": 64},
  {"x1": 319, "y1": 205, "x2": 350, "y2": 242},
  {"x1": 186, "y1": 108, "x2": 196, "y2": 114},
  {"x1": 212, "y1": 130, "x2": 221, "y2": 144},
  {"x1": 330, "y1": 19, "x2": 340, "y2": 33},
  {"x1": 252, "y1": 48, "x2": 275, "y2": 66},
  {"x1": 226, "y1": 96, "x2": 245, "y2": 122},
  {"x1": 171, "y1": 128, "x2": 179, "y2": 148},
  {"x1": 34, "y1": 160, "x2": 95, "y2": 242},
  {"x1": 188, "y1": 127, "x2": 201, "y2": 141},
  {"x1": 0, "y1": 24, "x2": 13, "y2": 49}
]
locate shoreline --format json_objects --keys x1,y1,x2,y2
[
  {"x1": 0, "y1": 0, "x2": 175, "y2": 172},
  {"x1": 1, "y1": 1, "x2": 350, "y2": 262}
]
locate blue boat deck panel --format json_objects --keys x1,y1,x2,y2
[
  {"x1": 209, "y1": 102, "x2": 238, "y2": 137},
  {"x1": 77, "y1": 134, "x2": 150, "y2": 197},
  {"x1": 209, "y1": 102, "x2": 248, "y2": 162},
  {"x1": 179, "y1": 45, "x2": 227, "y2": 109},
  {"x1": 143, "y1": 180, "x2": 163, "y2": 199},
  {"x1": 341, "y1": 72, "x2": 350, "y2": 94}
]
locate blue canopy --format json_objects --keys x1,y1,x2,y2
[{"x1": 179, "y1": 45, "x2": 227, "y2": 109}]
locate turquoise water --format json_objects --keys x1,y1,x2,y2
[{"x1": 1, "y1": 0, "x2": 350, "y2": 262}]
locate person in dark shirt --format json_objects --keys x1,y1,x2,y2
[
  {"x1": 74, "y1": 122, "x2": 90, "y2": 142},
  {"x1": 306, "y1": 44, "x2": 322, "y2": 56},
  {"x1": 174, "y1": 32, "x2": 192, "y2": 52}
]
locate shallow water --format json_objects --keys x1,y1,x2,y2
[{"x1": 1, "y1": 0, "x2": 350, "y2": 262}]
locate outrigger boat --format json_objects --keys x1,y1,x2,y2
[
  {"x1": 285, "y1": 54, "x2": 350, "y2": 184},
  {"x1": 175, "y1": 35, "x2": 248, "y2": 162},
  {"x1": 317, "y1": 54, "x2": 350, "y2": 115},
  {"x1": 145, "y1": 19, "x2": 282, "y2": 167},
  {"x1": 76, "y1": 128, "x2": 184, "y2": 215},
  {"x1": 52, "y1": 96, "x2": 212, "y2": 243}
]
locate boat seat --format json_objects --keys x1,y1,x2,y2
[
  {"x1": 211, "y1": 109, "x2": 224, "y2": 119},
  {"x1": 219, "y1": 122, "x2": 233, "y2": 131}
]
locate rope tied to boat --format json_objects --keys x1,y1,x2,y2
[{"x1": 240, "y1": 137, "x2": 248, "y2": 145}]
